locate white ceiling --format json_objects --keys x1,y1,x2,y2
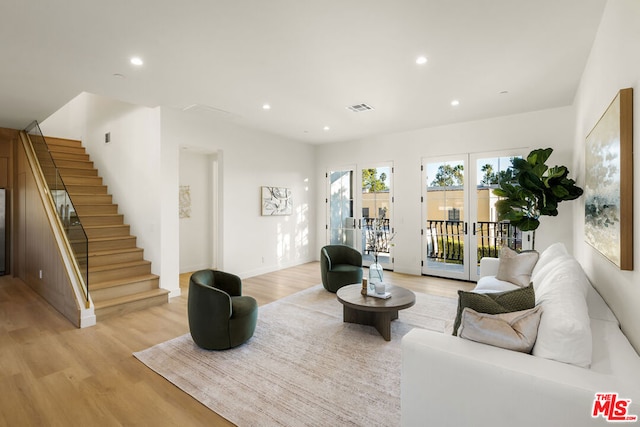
[{"x1": 1, "y1": 0, "x2": 606, "y2": 144}]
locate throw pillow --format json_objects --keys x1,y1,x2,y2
[
  {"x1": 457, "y1": 306, "x2": 543, "y2": 353},
  {"x1": 496, "y1": 246, "x2": 539, "y2": 287},
  {"x1": 452, "y1": 284, "x2": 535, "y2": 336}
]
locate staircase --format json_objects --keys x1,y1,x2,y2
[{"x1": 45, "y1": 137, "x2": 169, "y2": 320}]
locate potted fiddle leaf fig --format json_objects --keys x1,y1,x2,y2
[{"x1": 493, "y1": 148, "x2": 583, "y2": 233}]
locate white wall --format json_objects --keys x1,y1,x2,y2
[
  {"x1": 179, "y1": 150, "x2": 216, "y2": 273},
  {"x1": 42, "y1": 93, "x2": 318, "y2": 287},
  {"x1": 162, "y1": 109, "x2": 317, "y2": 278},
  {"x1": 41, "y1": 92, "x2": 177, "y2": 296},
  {"x1": 316, "y1": 107, "x2": 577, "y2": 275},
  {"x1": 572, "y1": 0, "x2": 640, "y2": 353}
]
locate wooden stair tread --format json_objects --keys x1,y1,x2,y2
[
  {"x1": 90, "y1": 273, "x2": 159, "y2": 291},
  {"x1": 89, "y1": 247, "x2": 143, "y2": 257},
  {"x1": 93, "y1": 288, "x2": 169, "y2": 309},
  {"x1": 78, "y1": 214, "x2": 123, "y2": 220},
  {"x1": 88, "y1": 235, "x2": 136, "y2": 242},
  {"x1": 89, "y1": 259, "x2": 150, "y2": 273},
  {"x1": 83, "y1": 224, "x2": 129, "y2": 230}
]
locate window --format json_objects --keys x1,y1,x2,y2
[{"x1": 448, "y1": 208, "x2": 460, "y2": 221}]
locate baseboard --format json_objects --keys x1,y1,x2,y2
[
  {"x1": 393, "y1": 264, "x2": 422, "y2": 276},
  {"x1": 239, "y1": 257, "x2": 316, "y2": 280}
]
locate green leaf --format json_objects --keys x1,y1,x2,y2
[
  {"x1": 527, "y1": 148, "x2": 553, "y2": 166},
  {"x1": 492, "y1": 188, "x2": 508, "y2": 197},
  {"x1": 518, "y1": 171, "x2": 543, "y2": 191},
  {"x1": 512, "y1": 158, "x2": 531, "y2": 172},
  {"x1": 531, "y1": 163, "x2": 548, "y2": 178},
  {"x1": 516, "y1": 217, "x2": 540, "y2": 231},
  {"x1": 551, "y1": 185, "x2": 570, "y2": 198}
]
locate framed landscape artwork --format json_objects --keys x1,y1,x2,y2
[
  {"x1": 584, "y1": 88, "x2": 633, "y2": 270},
  {"x1": 261, "y1": 186, "x2": 292, "y2": 216}
]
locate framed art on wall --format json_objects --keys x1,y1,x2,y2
[
  {"x1": 261, "y1": 186, "x2": 292, "y2": 216},
  {"x1": 584, "y1": 88, "x2": 633, "y2": 270}
]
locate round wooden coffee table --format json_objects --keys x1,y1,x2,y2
[{"x1": 336, "y1": 284, "x2": 416, "y2": 341}]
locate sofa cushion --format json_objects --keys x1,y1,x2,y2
[
  {"x1": 474, "y1": 276, "x2": 520, "y2": 294},
  {"x1": 532, "y1": 257, "x2": 592, "y2": 368},
  {"x1": 496, "y1": 246, "x2": 539, "y2": 287},
  {"x1": 458, "y1": 305, "x2": 543, "y2": 353},
  {"x1": 530, "y1": 242, "x2": 570, "y2": 290},
  {"x1": 453, "y1": 285, "x2": 535, "y2": 336}
]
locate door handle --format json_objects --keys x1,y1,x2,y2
[
  {"x1": 473, "y1": 223, "x2": 476, "y2": 236},
  {"x1": 464, "y1": 222, "x2": 468, "y2": 235}
]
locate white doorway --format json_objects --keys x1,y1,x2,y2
[
  {"x1": 421, "y1": 150, "x2": 530, "y2": 281},
  {"x1": 326, "y1": 162, "x2": 395, "y2": 271},
  {"x1": 179, "y1": 149, "x2": 220, "y2": 273}
]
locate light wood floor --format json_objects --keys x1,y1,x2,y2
[{"x1": 0, "y1": 262, "x2": 473, "y2": 426}]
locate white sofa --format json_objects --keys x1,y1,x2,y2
[{"x1": 401, "y1": 243, "x2": 640, "y2": 427}]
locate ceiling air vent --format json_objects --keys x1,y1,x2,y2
[{"x1": 346, "y1": 103, "x2": 374, "y2": 112}]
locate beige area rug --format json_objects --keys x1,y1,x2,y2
[{"x1": 134, "y1": 285, "x2": 457, "y2": 426}]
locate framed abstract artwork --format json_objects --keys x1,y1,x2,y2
[
  {"x1": 179, "y1": 185, "x2": 191, "y2": 219},
  {"x1": 584, "y1": 88, "x2": 633, "y2": 270},
  {"x1": 261, "y1": 186, "x2": 292, "y2": 216}
]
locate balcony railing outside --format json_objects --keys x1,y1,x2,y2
[
  {"x1": 24, "y1": 121, "x2": 89, "y2": 302},
  {"x1": 426, "y1": 219, "x2": 521, "y2": 265},
  {"x1": 362, "y1": 217, "x2": 392, "y2": 255}
]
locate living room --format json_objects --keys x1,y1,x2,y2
[
  {"x1": 35, "y1": 0, "x2": 639, "y2": 352},
  {"x1": 1, "y1": 0, "x2": 640, "y2": 425}
]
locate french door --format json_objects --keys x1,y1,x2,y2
[
  {"x1": 326, "y1": 163, "x2": 394, "y2": 271},
  {"x1": 422, "y1": 150, "x2": 529, "y2": 281}
]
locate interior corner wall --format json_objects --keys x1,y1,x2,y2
[
  {"x1": 39, "y1": 93, "x2": 178, "y2": 296},
  {"x1": 162, "y1": 108, "x2": 316, "y2": 279},
  {"x1": 315, "y1": 107, "x2": 576, "y2": 275},
  {"x1": 571, "y1": 0, "x2": 640, "y2": 353}
]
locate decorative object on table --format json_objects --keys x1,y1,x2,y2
[
  {"x1": 493, "y1": 147, "x2": 583, "y2": 248},
  {"x1": 261, "y1": 186, "x2": 292, "y2": 216},
  {"x1": 365, "y1": 217, "x2": 396, "y2": 283},
  {"x1": 365, "y1": 279, "x2": 387, "y2": 296},
  {"x1": 320, "y1": 244, "x2": 364, "y2": 293},
  {"x1": 361, "y1": 278, "x2": 368, "y2": 295},
  {"x1": 366, "y1": 289, "x2": 392, "y2": 299},
  {"x1": 584, "y1": 88, "x2": 634, "y2": 271}
]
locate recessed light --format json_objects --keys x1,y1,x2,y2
[
  {"x1": 112, "y1": 73, "x2": 126, "y2": 79},
  {"x1": 416, "y1": 56, "x2": 428, "y2": 65},
  {"x1": 500, "y1": 90, "x2": 509, "y2": 95},
  {"x1": 451, "y1": 99, "x2": 460, "y2": 106},
  {"x1": 323, "y1": 126, "x2": 330, "y2": 131},
  {"x1": 130, "y1": 57, "x2": 144, "y2": 66},
  {"x1": 262, "y1": 104, "x2": 271, "y2": 110}
]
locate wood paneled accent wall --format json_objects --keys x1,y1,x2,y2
[
  {"x1": 8, "y1": 129, "x2": 82, "y2": 326},
  {"x1": 0, "y1": 128, "x2": 16, "y2": 275}
]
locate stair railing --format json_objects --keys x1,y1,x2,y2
[{"x1": 23, "y1": 121, "x2": 89, "y2": 304}]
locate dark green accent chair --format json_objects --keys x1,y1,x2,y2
[
  {"x1": 188, "y1": 270, "x2": 258, "y2": 350},
  {"x1": 320, "y1": 245, "x2": 363, "y2": 293}
]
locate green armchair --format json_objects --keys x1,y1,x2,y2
[
  {"x1": 320, "y1": 245, "x2": 363, "y2": 293},
  {"x1": 188, "y1": 270, "x2": 258, "y2": 350}
]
